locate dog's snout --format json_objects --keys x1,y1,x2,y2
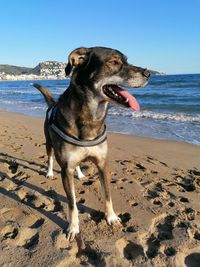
[{"x1": 143, "y1": 69, "x2": 151, "y2": 78}]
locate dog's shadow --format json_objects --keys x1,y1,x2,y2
[{"x1": 0, "y1": 152, "x2": 98, "y2": 230}]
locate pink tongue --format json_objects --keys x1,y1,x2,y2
[{"x1": 117, "y1": 88, "x2": 140, "y2": 112}]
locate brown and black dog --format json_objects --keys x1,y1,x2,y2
[{"x1": 33, "y1": 46, "x2": 150, "y2": 241}]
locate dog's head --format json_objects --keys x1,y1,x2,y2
[{"x1": 65, "y1": 47, "x2": 150, "y2": 111}]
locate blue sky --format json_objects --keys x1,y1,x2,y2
[{"x1": 1, "y1": 0, "x2": 200, "y2": 74}]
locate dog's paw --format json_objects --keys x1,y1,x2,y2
[
  {"x1": 76, "y1": 166, "x2": 85, "y2": 180},
  {"x1": 77, "y1": 172, "x2": 85, "y2": 180},
  {"x1": 46, "y1": 170, "x2": 54, "y2": 179},
  {"x1": 106, "y1": 212, "x2": 121, "y2": 225},
  {"x1": 66, "y1": 224, "x2": 80, "y2": 242}
]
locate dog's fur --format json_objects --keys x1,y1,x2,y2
[{"x1": 33, "y1": 47, "x2": 150, "y2": 241}]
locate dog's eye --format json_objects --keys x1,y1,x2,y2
[{"x1": 107, "y1": 58, "x2": 122, "y2": 72}]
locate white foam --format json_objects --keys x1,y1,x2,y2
[
  {"x1": 132, "y1": 110, "x2": 200, "y2": 123},
  {"x1": 108, "y1": 108, "x2": 200, "y2": 123}
]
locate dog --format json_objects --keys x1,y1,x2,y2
[{"x1": 33, "y1": 46, "x2": 150, "y2": 241}]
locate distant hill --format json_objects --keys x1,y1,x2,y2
[
  {"x1": 0, "y1": 62, "x2": 164, "y2": 80},
  {"x1": 0, "y1": 64, "x2": 33, "y2": 75}
]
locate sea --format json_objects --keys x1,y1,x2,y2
[{"x1": 0, "y1": 74, "x2": 200, "y2": 145}]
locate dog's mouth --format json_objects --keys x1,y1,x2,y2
[{"x1": 102, "y1": 84, "x2": 140, "y2": 112}]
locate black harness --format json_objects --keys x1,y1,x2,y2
[{"x1": 47, "y1": 104, "x2": 107, "y2": 147}]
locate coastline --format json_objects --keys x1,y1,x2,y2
[
  {"x1": 0, "y1": 78, "x2": 68, "y2": 82},
  {"x1": 1, "y1": 108, "x2": 200, "y2": 150},
  {"x1": 0, "y1": 110, "x2": 200, "y2": 266},
  {"x1": 1, "y1": 75, "x2": 200, "y2": 146},
  {"x1": 1, "y1": 109, "x2": 199, "y2": 173}
]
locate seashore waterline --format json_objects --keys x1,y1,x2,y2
[{"x1": 0, "y1": 74, "x2": 200, "y2": 145}]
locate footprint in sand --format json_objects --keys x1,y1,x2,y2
[
  {"x1": 126, "y1": 225, "x2": 137, "y2": 233},
  {"x1": 175, "y1": 246, "x2": 200, "y2": 267},
  {"x1": 188, "y1": 169, "x2": 200, "y2": 191},
  {"x1": 0, "y1": 207, "x2": 25, "y2": 222},
  {"x1": 77, "y1": 198, "x2": 85, "y2": 204},
  {"x1": 152, "y1": 198, "x2": 162, "y2": 206},
  {"x1": 5, "y1": 181, "x2": 20, "y2": 191},
  {"x1": 0, "y1": 207, "x2": 44, "y2": 250},
  {"x1": 82, "y1": 180, "x2": 94, "y2": 186},
  {"x1": 140, "y1": 213, "x2": 176, "y2": 259},
  {"x1": 79, "y1": 190, "x2": 85, "y2": 195},
  {"x1": 193, "y1": 231, "x2": 200, "y2": 241},
  {"x1": 81, "y1": 243, "x2": 107, "y2": 266},
  {"x1": 39, "y1": 190, "x2": 62, "y2": 212},
  {"x1": 143, "y1": 188, "x2": 159, "y2": 199},
  {"x1": 17, "y1": 188, "x2": 63, "y2": 212},
  {"x1": 15, "y1": 227, "x2": 39, "y2": 249},
  {"x1": 179, "y1": 196, "x2": 189, "y2": 203},
  {"x1": 0, "y1": 224, "x2": 18, "y2": 240},
  {"x1": 90, "y1": 210, "x2": 105, "y2": 224},
  {"x1": 142, "y1": 212, "x2": 200, "y2": 263},
  {"x1": 174, "y1": 172, "x2": 196, "y2": 192},
  {"x1": 129, "y1": 200, "x2": 139, "y2": 207},
  {"x1": 161, "y1": 245, "x2": 176, "y2": 257},
  {"x1": 143, "y1": 181, "x2": 176, "y2": 208},
  {"x1": 187, "y1": 225, "x2": 200, "y2": 241},
  {"x1": 135, "y1": 163, "x2": 146, "y2": 171},
  {"x1": 8, "y1": 161, "x2": 19, "y2": 174},
  {"x1": 167, "y1": 201, "x2": 176, "y2": 208},
  {"x1": 181, "y1": 207, "x2": 196, "y2": 221},
  {"x1": 147, "y1": 156, "x2": 169, "y2": 168},
  {"x1": 121, "y1": 178, "x2": 129, "y2": 182},
  {"x1": 119, "y1": 212, "x2": 131, "y2": 225},
  {"x1": 115, "y1": 238, "x2": 145, "y2": 261},
  {"x1": 17, "y1": 189, "x2": 35, "y2": 203}
]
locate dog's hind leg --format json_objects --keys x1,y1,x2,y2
[
  {"x1": 61, "y1": 166, "x2": 79, "y2": 241},
  {"x1": 76, "y1": 166, "x2": 85, "y2": 179},
  {"x1": 46, "y1": 144, "x2": 54, "y2": 179},
  {"x1": 97, "y1": 161, "x2": 121, "y2": 225},
  {"x1": 44, "y1": 121, "x2": 54, "y2": 179}
]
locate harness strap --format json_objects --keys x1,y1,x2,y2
[{"x1": 47, "y1": 105, "x2": 107, "y2": 147}]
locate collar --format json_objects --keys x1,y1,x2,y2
[{"x1": 47, "y1": 104, "x2": 107, "y2": 147}]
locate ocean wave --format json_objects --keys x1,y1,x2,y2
[
  {"x1": 28, "y1": 106, "x2": 46, "y2": 110},
  {"x1": 0, "y1": 99, "x2": 24, "y2": 105},
  {"x1": 0, "y1": 90, "x2": 39, "y2": 95},
  {"x1": 132, "y1": 111, "x2": 200, "y2": 123},
  {"x1": 108, "y1": 108, "x2": 200, "y2": 123}
]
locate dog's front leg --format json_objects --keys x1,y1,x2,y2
[
  {"x1": 61, "y1": 166, "x2": 79, "y2": 241},
  {"x1": 97, "y1": 161, "x2": 121, "y2": 225}
]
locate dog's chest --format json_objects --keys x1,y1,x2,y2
[{"x1": 65, "y1": 141, "x2": 108, "y2": 167}]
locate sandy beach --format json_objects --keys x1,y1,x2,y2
[{"x1": 0, "y1": 110, "x2": 200, "y2": 267}]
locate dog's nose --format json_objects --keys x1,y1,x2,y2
[{"x1": 143, "y1": 69, "x2": 151, "y2": 78}]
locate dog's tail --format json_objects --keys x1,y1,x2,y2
[{"x1": 33, "y1": 83, "x2": 55, "y2": 107}]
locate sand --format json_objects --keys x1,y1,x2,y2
[{"x1": 0, "y1": 110, "x2": 200, "y2": 267}]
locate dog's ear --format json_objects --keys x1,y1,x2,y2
[{"x1": 65, "y1": 47, "x2": 91, "y2": 76}]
